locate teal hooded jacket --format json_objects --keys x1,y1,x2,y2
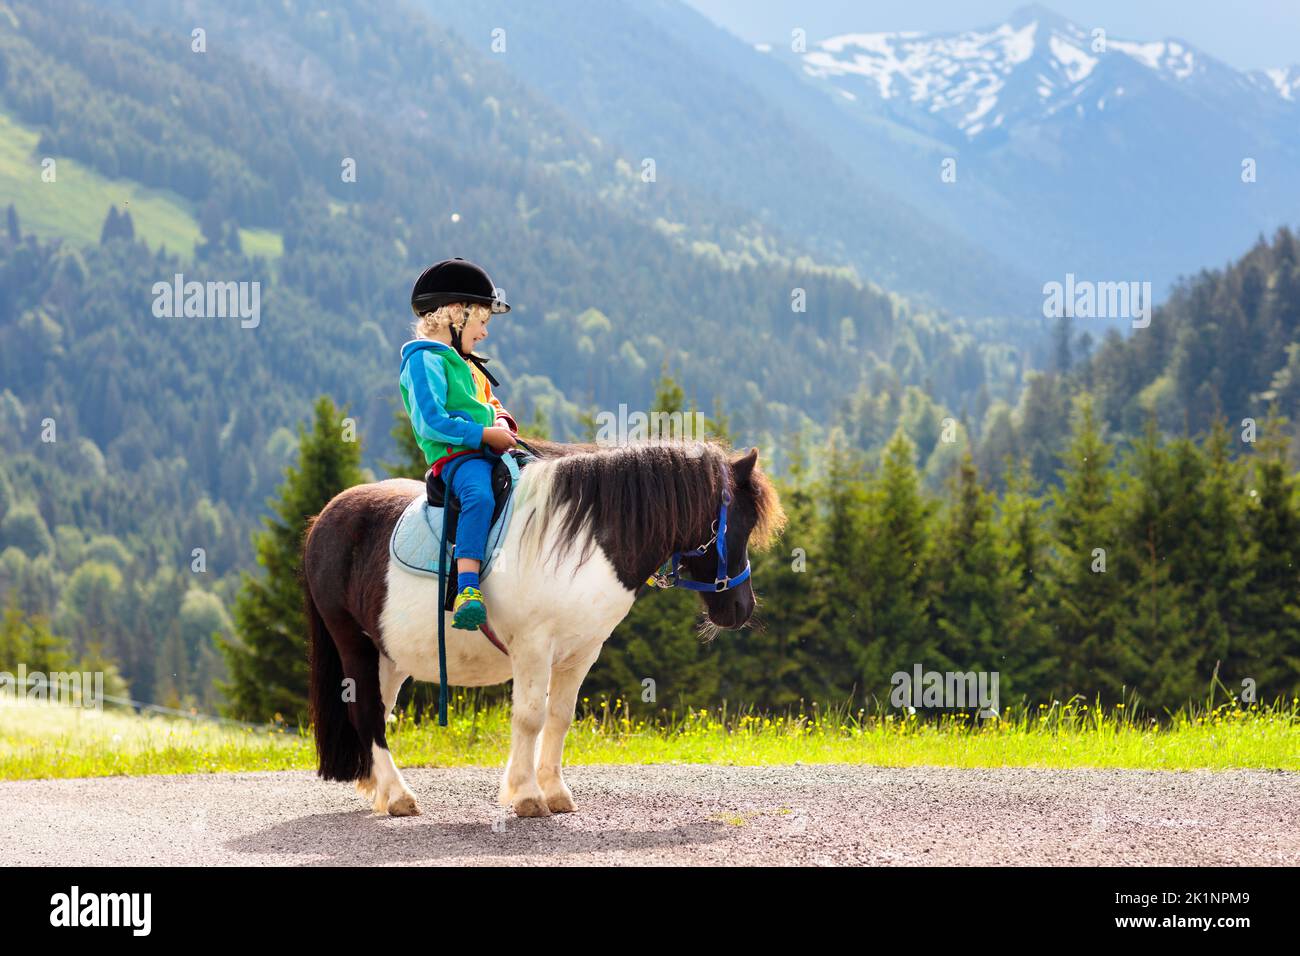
[{"x1": 398, "y1": 340, "x2": 516, "y2": 471}]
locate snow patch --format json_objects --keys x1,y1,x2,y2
[
  {"x1": 1049, "y1": 34, "x2": 1097, "y2": 83},
  {"x1": 1264, "y1": 67, "x2": 1298, "y2": 100},
  {"x1": 1167, "y1": 47, "x2": 1195, "y2": 79},
  {"x1": 820, "y1": 32, "x2": 897, "y2": 56},
  {"x1": 966, "y1": 94, "x2": 998, "y2": 125},
  {"x1": 1001, "y1": 21, "x2": 1037, "y2": 66},
  {"x1": 1111, "y1": 39, "x2": 1164, "y2": 70}
]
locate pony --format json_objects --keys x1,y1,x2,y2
[{"x1": 303, "y1": 438, "x2": 786, "y2": 818}]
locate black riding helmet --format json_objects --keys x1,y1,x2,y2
[
  {"x1": 410, "y1": 257, "x2": 510, "y2": 382},
  {"x1": 411, "y1": 257, "x2": 510, "y2": 316}
]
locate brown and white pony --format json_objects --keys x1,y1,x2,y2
[{"x1": 303, "y1": 438, "x2": 785, "y2": 818}]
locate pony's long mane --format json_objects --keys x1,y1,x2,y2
[{"x1": 517, "y1": 438, "x2": 784, "y2": 578}]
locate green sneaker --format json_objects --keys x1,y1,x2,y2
[{"x1": 452, "y1": 585, "x2": 486, "y2": 630}]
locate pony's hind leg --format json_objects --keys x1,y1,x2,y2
[
  {"x1": 328, "y1": 614, "x2": 418, "y2": 817},
  {"x1": 537, "y1": 648, "x2": 601, "y2": 813},
  {"x1": 356, "y1": 654, "x2": 416, "y2": 814},
  {"x1": 364, "y1": 653, "x2": 419, "y2": 816}
]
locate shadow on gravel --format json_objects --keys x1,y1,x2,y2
[{"x1": 227, "y1": 811, "x2": 732, "y2": 865}]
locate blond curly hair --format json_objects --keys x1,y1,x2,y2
[{"x1": 411, "y1": 301, "x2": 494, "y2": 340}]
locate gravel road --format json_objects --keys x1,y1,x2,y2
[{"x1": 2, "y1": 765, "x2": 1297, "y2": 866}]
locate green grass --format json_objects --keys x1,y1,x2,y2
[
  {"x1": 2, "y1": 692, "x2": 1297, "y2": 781},
  {"x1": 0, "y1": 109, "x2": 280, "y2": 259},
  {"x1": 0, "y1": 698, "x2": 313, "y2": 778}
]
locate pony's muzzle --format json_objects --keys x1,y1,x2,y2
[{"x1": 704, "y1": 589, "x2": 754, "y2": 629}]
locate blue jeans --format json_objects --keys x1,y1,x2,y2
[{"x1": 448, "y1": 455, "x2": 494, "y2": 563}]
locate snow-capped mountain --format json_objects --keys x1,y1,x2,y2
[
  {"x1": 784, "y1": 4, "x2": 1299, "y2": 144},
  {"x1": 1252, "y1": 64, "x2": 1300, "y2": 102},
  {"x1": 409, "y1": 0, "x2": 1300, "y2": 314},
  {"x1": 751, "y1": 3, "x2": 1300, "y2": 309}
]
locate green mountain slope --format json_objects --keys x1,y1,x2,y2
[
  {"x1": 0, "y1": 0, "x2": 1032, "y2": 707},
  {"x1": 0, "y1": 110, "x2": 281, "y2": 258},
  {"x1": 0, "y1": 0, "x2": 1027, "y2": 448}
]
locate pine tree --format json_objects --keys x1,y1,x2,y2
[
  {"x1": 704, "y1": 394, "x2": 732, "y2": 445},
  {"x1": 996, "y1": 457, "x2": 1057, "y2": 706},
  {"x1": 855, "y1": 429, "x2": 932, "y2": 706},
  {"x1": 1045, "y1": 397, "x2": 1135, "y2": 705},
  {"x1": 1196, "y1": 420, "x2": 1257, "y2": 692},
  {"x1": 197, "y1": 200, "x2": 224, "y2": 259},
  {"x1": 652, "y1": 363, "x2": 685, "y2": 418},
  {"x1": 1244, "y1": 417, "x2": 1300, "y2": 700},
  {"x1": 927, "y1": 453, "x2": 1018, "y2": 703},
  {"x1": 1112, "y1": 421, "x2": 1202, "y2": 709},
  {"x1": 99, "y1": 207, "x2": 120, "y2": 245},
  {"x1": 5, "y1": 204, "x2": 18, "y2": 243},
  {"x1": 220, "y1": 396, "x2": 363, "y2": 723},
  {"x1": 97, "y1": 206, "x2": 134, "y2": 244},
  {"x1": 1052, "y1": 313, "x2": 1074, "y2": 374},
  {"x1": 1018, "y1": 372, "x2": 1072, "y2": 486},
  {"x1": 1156, "y1": 422, "x2": 1258, "y2": 704},
  {"x1": 800, "y1": 431, "x2": 871, "y2": 705}
]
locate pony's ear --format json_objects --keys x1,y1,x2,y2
[{"x1": 731, "y1": 447, "x2": 759, "y2": 486}]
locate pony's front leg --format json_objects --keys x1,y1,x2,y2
[
  {"x1": 499, "y1": 635, "x2": 554, "y2": 817},
  {"x1": 537, "y1": 650, "x2": 599, "y2": 813}
]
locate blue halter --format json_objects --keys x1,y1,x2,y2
[{"x1": 645, "y1": 485, "x2": 752, "y2": 593}]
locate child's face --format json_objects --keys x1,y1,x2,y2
[{"x1": 460, "y1": 306, "x2": 491, "y2": 352}]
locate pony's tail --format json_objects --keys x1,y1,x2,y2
[{"x1": 306, "y1": 581, "x2": 368, "y2": 781}]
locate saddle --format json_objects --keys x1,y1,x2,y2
[{"x1": 388, "y1": 449, "x2": 536, "y2": 612}]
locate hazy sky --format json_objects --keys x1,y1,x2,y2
[{"x1": 681, "y1": 1, "x2": 1300, "y2": 71}]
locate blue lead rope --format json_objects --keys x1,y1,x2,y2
[{"x1": 435, "y1": 477, "x2": 452, "y2": 727}]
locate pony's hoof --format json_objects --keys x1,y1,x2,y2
[
  {"x1": 356, "y1": 777, "x2": 377, "y2": 802},
  {"x1": 388, "y1": 794, "x2": 421, "y2": 817},
  {"x1": 546, "y1": 791, "x2": 577, "y2": 814},
  {"x1": 513, "y1": 795, "x2": 552, "y2": 818}
]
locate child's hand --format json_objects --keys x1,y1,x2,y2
[{"x1": 482, "y1": 426, "x2": 517, "y2": 453}]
